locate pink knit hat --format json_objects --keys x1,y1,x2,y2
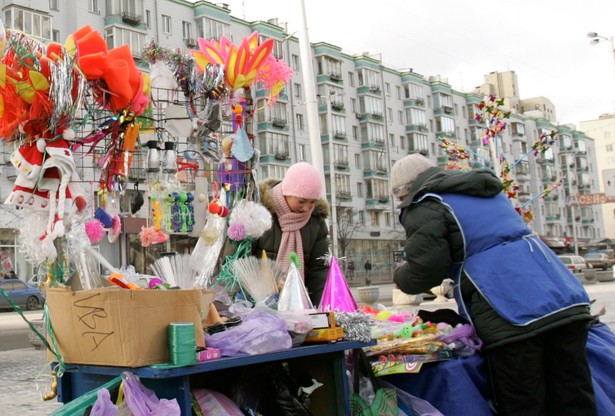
[{"x1": 281, "y1": 162, "x2": 323, "y2": 200}]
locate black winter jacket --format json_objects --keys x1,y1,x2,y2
[
  {"x1": 253, "y1": 179, "x2": 330, "y2": 305},
  {"x1": 394, "y1": 167, "x2": 592, "y2": 349}
]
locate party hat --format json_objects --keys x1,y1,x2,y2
[
  {"x1": 319, "y1": 256, "x2": 358, "y2": 312},
  {"x1": 278, "y1": 252, "x2": 314, "y2": 311}
]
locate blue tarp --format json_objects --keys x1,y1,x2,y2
[{"x1": 383, "y1": 323, "x2": 615, "y2": 416}]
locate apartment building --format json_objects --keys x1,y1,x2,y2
[
  {"x1": 0, "y1": 0, "x2": 604, "y2": 279},
  {"x1": 580, "y1": 114, "x2": 615, "y2": 242}
]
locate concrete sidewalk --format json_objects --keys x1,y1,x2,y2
[{"x1": 0, "y1": 348, "x2": 63, "y2": 415}]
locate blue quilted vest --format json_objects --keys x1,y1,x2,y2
[{"x1": 416, "y1": 192, "x2": 590, "y2": 326}]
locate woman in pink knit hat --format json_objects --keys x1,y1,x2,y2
[{"x1": 254, "y1": 162, "x2": 330, "y2": 305}]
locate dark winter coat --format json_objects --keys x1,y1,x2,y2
[
  {"x1": 393, "y1": 167, "x2": 592, "y2": 348},
  {"x1": 254, "y1": 179, "x2": 330, "y2": 305}
]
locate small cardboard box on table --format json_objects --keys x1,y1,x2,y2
[{"x1": 46, "y1": 286, "x2": 208, "y2": 367}]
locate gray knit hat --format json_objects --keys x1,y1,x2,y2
[{"x1": 390, "y1": 154, "x2": 435, "y2": 197}]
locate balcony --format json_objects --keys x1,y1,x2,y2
[
  {"x1": 121, "y1": 11, "x2": 142, "y2": 25},
  {"x1": 274, "y1": 151, "x2": 289, "y2": 160},
  {"x1": 272, "y1": 118, "x2": 287, "y2": 127},
  {"x1": 331, "y1": 101, "x2": 345, "y2": 110},
  {"x1": 334, "y1": 160, "x2": 349, "y2": 169},
  {"x1": 337, "y1": 191, "x2": 351, "y2": 200},
  {"x1": 329, "y1": 73, "x2": 343, "y2": 82},
  {"x1": 369, "y1": 86, "x2": 381, "y2": 93},
  {"x1": 333, "y1": 130, "x2": 347, "y2": 140}
]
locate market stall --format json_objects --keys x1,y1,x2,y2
[{"x1": 1, "y1": 23, "x2": 614, "y2": 416}]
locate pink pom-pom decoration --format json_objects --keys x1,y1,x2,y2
[
  {"x1": 85, "y1": 219, "x2": 105, "y2": 244},
  {"x1": 227, "y1": 223, "x2": 246, "y2": 241},
  {"x1": 139, "y1": 226, "x2": 157, "y2": 247}
]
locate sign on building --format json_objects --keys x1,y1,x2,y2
[{"x1": 566, "y1": 193, "x2": 615, "y2": 206}]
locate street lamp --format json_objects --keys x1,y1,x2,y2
[{"x1": 587, "y1": 32, "x2": 615, "y2": 88}]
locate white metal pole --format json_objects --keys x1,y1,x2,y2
[{"x1": 297, "y1": 0, "x2": 325, "y2": 194}]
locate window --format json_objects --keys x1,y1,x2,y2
[
  {"x1": 260, "y1": 132, "x2": 289, "y2": 157},
  {"x1": 182, "y1": 21, "x2": 192, "y2": 39},
  {"x1": 384, "y1": 212, "x2": 391, "y2": 227},
  {"x1": 50, "y1": 0, "x2": 59, "y2": 11},
  {"x1": 145, "y1": 10, "x2": 151, "y2": 29},
  {"x1": 389, "y1": 134, "x2": 395, "y2": 147},
  {"x1": 298, "y1": 144, "x2": 306, "y2": 160},
  {"x1": 352, "y1": 126, "x2": 359, "y2": 141},
  {"x1": 404, "y1": 83, "x2": 424, "y2": 100},
  {"x1": 435, "y1": 116, "x2": 455, "y2": 134},
  {"x1": 4, "y1": 8, "x2": 52, "y2": 39},
  {"x1": 317, "y1": 56, "x2": 341, "y2": 77},
  {"x1": 162, "y1": 15, "x2": 171, "y2": 34},
  {"x1": 357, "y1": 68, "x2": 379, "y2": 88},
  {"x1": 270, "y1": 102, "x2": 288, "y2": 124},
  {"x1": 359, "y1": 96, "x2": 383, "y2": 115},
  {"x1": 105, "y1": 26, "x2": 146, "y2": 56},
  {"x1": 370, "y1": 211, "x2": 380, "y2": 227},
  {"x1": 385, "y1": 82, "x2": 390, "y2": 96},
  {"x1": 198, "y1": 17, "x2": 230, "y2": 40},
  {"x1": 357, "y1": 182, "x2": 363, "y2": 197},
  {"x1": 398, "y1": 111, "x2": 404, "y2": 124},
  {"x1": 407, "y1": 108, "x2": 427, "y2": 126},
  {"x1": 354, "y1": 154, "x2": 361, "y2": 168},
  {"x1": 365, "y1": 178, "x2": 389, "y2": 200},
  {"x1": 400, "y1": 136, "x2": 405, "y2": 149},
  {"x1": 348, "y1": 72, "x2": 354, "y2": 87},
  {"x1": 360, "y1": 123, "x2": 385, "y2": 144},
  {"x1": 293, "y1": 82, "x2": 302, "y2": 99},
  {"x1": 89, "y1": 0, "x2": 100, "y2": 13},
  {"x1": 292, "y1": 54, "x2": 299, "y2": 71},
  {"x1": 350, "y1": 98, "x2": 356, "y2": 113},
  {"x1": 408, "y1": 133, "x2": 429, "y2": 153},
  {"x1": 359, "y1": 211, "x2": 365, "y2": 226},
  {"x1": 387, "y1": 107, "x2": 393, "y2": 120},
  {"x1": 52, "y1": 29, "x2": 60, "y2": 42},
  {"x1": 296, "y1": 113, "x2": 304, "y2": 131}
]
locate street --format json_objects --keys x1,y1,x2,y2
[{"x1": 0, "y1": 280, "x2": 614, "y2": 415}]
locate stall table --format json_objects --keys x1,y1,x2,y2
[{"x1": 57, "y1": 341, "x2": 367, "y2": 415}]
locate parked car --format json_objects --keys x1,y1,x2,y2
[
  {"x1": 557, "y1": 255, "x2": 591, "y2": 273},
  {"x1": 0, "y1": 279, "x2": 45, "y2": 311},
  {"x1": 584, "y1": 253, "x2": 614, "y2": 270}
]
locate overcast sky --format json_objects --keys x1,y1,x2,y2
[{"x1": 220, "y1": 0, "x2": 615, "y2": 128}]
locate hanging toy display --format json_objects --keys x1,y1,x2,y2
[{"x1": 172, "y1": 192, "x2": 195, "y2": 233}]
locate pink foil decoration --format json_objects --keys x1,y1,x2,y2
[{"x1": 318, "y1": 256, "x2": 358, "y2": 312}]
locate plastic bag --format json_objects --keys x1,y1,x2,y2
[
  {"x1": 438, "y1": 324, "x2": 483, "y2": 357},
  {"x1": 380, "y1": 379, "x2": 444, "y2": 416},
  {"x1": 120, "y1": 372, "x2": 180, "y2": 416},
  {"x1": 192, "y1": 388, "x2": 244, "y2": 416},
  {"x1": 271, "y1": 363, "x2": 313, "y2": 416},
  {"x1": 89, "y1": 388, "x2": 119, "y2": 416},
  {"x1": 205, "y1": 309, "x2": 292, "y2": 356}
]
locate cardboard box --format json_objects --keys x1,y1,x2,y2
[{"x1": 46, "y1": 286, "x2": 207, "y2": 367}]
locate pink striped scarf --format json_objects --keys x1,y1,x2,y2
[{"x1": 271, "y1": 184, "x2": 313, "y2": 278}]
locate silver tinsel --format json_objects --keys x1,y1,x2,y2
[
  {"x1": 48, "y1": 49, "x2": 86, "y2": 133},
  {"x1": 335, "y1": 311, "x2": 373, "y2": 343}
]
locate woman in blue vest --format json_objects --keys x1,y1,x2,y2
[{"x1": 390, "y1": 153, "x2": 596, "y2": 416}]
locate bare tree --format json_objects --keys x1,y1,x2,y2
[{"x1": 335, "y1": 205, "x2": 360, "y2": 260}]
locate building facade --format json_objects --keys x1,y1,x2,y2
[
  {"x1": 580, "y1": 114, "x2": 615, "y2": 242},
  {"x1": 0, "y1": 0, "x2": 604, "y2": 280}
]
